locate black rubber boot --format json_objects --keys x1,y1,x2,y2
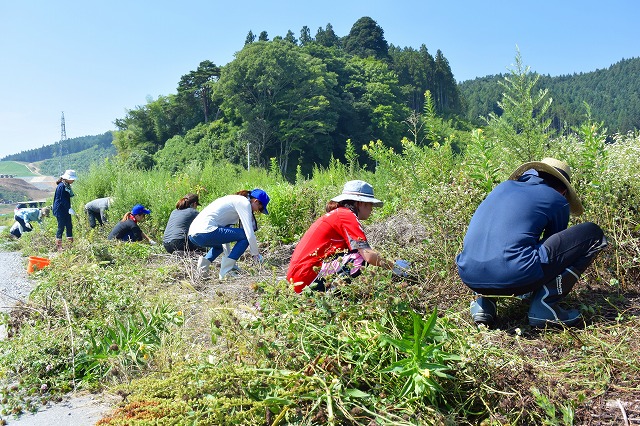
[{"x1": 528, "y1": 267, "x2": 581, "y2": 327}]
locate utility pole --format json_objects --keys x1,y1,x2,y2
[{"x1": 59, "y1": 112, "x2": 67, "y2": 176}]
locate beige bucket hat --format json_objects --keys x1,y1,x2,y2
[{"x1": 509, "y1": 157, "x2": 583, "y2": 216}]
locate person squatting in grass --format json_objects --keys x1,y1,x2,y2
[
  {"x1": 188, "y1": 189, "x2": 270, "y2": 280},
  {"x1": 286, "y1": 180, "x2": 410, "y2": 294},
  {"x1": 52, "y1": 169, "x2": 77, "y2": 251},
  {"x1": 11, "y1": 205, "x2": 50, "y2": 238},
  {"x1": 84, "y1": 196, "x2": 114, "y2": 228},
  {"x1": 163, "y1": 193, "x2": 203, "y2": 254},
  {"x1": 455, "y1": 158, "x2": 608, "y2": 327},
  {"x1": 108, "y1": 204, "x2": 156, "y2": 244}
]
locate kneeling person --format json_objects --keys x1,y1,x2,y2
[
  {"x1": 108, "y1": 204, "x2": 155, "y2": 244},
  {"x1": 456, "y1": 158, "x2": 607, "y2": 327},
  {"x1": 287, "y1": 180, "x2": 408, "y2": 293}
]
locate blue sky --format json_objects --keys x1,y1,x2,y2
[{"x1": 0, "y1": 0, "x2": 638, "y2": 159}]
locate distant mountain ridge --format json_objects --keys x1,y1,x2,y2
[
  {"x1": 459, "y1": 57, "x2": 640, "y2": 133},
  {"x1": 1, "y1": 132, "x2": 116, "y2": 176}
]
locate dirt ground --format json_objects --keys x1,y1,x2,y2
[{"x1": 0, "y1": 177, "x2": 54, "y2": 215}]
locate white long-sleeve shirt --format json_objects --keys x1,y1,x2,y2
[{"x1": 188, "y1": 194, "x2": 259, "y2": 255}]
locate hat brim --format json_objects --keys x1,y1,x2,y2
[
  {"x1": 331, "y1": 194, "x2": 383, "y2": 207},
  {"x1": 510, "y1": 162, "x2": 583, "y2": 216}
]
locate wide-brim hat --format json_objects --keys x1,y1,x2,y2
[
  {"x1": 331, "y1": 180, "x2": 383, "y2": 207},
  {"x1": 509, "y1": 157, "x2": 583, "y2": 216},
  {"x1": 60, "y1": 169, "x2": 78, "y2": 181}
]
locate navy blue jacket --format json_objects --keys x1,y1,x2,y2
[
  {"x1": 456, "y1": 172, "x2": 570, "y2": 290},
  {"x1": 52, "y1": 182, "x2": 72, "y2": 217}
]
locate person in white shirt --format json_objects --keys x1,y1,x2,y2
[{"x1": 188, "y1": 188, "x2": 270, "y2": 279}]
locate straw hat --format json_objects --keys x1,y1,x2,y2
[
  {"x1": 331, "y1": 180, "x2": 383, "y2": 207},
  {"x1": 509, "y1": 157, "x2": 583, "y2": 216}
]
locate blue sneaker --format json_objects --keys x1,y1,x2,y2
[{"x1": 470, "y1": 297, "x2": 497, "y2": 325}]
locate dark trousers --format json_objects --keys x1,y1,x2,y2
[
  {"x1": 55, "y1": 213, "x2": 73, "y2": 239},
  {"x1": 14, "y1": 216, "x2": 32, "y2": 232},
  {"x1": 474, "y1": 222, "x2": 607, "y2": 296},
  {"x1": 86, "y1": 209, "x2": 104, "y2": 228},
  {"x1": 163, "y1": 238, "x2": 202, "y2": 254}
]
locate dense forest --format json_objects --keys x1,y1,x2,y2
[
  {"x1": 460, "y1": 57, "x2": 640, "y2": 132},
  {"x1": 111, "y1": 17, "x2": 463, "y2": 178},
  {"x1": 2, "y1": 17, "x2": 638, "y2": 180}
]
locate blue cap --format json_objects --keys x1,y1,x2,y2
[
  {"x1": 131, "y1": 204, "x2": 151, "y2": 215},
  {"x1": 250, "y1": 189, "x2": 270, "y2": 214}
]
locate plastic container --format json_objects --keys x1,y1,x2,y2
[{"x1": 27, "y1": 256, "x2": 50, "y2": 274}]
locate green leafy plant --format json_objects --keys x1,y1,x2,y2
[
  {"x1": 379, "y1": 310, "x2": 460, "y2": 403},
  {"x1": 531, "y1": 386, "x2": 575, "y2": 425},
  {"x1": 75, "y1": 304, "x2": 183, "y2": 382}
]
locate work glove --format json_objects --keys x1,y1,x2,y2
[
  {"x1": 149, "y1": 239, "x2": 157, "y2": 246},
  {"x1": 392, "y1": 259, "x2": 410, "y2": 277},
  {"x1": 253, "y1": 254, "x2": 264, "y2": 264},
  {"x1": 68, "y1": 208, "x2": 76, "y2": 215}
]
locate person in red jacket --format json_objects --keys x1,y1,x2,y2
[{"x1": 286, "y1": 180, "x2": 409, "y2": 293}]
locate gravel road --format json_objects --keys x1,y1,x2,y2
[
  {"x1": 0, "y1": 238, "x2": 116, "y2": 425},
  {"x1": 0, "y1": 249, "x2": 32, "y2": 339}
]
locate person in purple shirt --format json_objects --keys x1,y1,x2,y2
[{"x1": 456, "y1": 158, "x2": 607, "y2": 327}]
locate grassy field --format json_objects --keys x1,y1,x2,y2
[
  {"x1": 0, "y1": 161, "x2": 37, "y2": 176},
  {"x1": 1, "y1": 128, "x2": 639, "y2": 424}
]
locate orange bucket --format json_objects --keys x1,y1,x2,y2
[{"x1": 27, "y1": 256, "x2": 50, "y2": 274}]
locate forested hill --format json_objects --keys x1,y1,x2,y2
[
  {"x1": 1, "y1": 132, "x2": 114, "y2": 163},
  {"x1": 459, "y1": 57, "x2": 640, "y2": 132},
  {"x1": 111, "y1": 17, "x2": 462, "y2": 177}
]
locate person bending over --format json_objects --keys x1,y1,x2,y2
[
  {"x1": 287, "y1": 180, "x2": 409, "y2": 293},
  {"x1": 108, "y1": 204, "x2": 155, "y2": 244},
  {"x1": 456, "y1": 158, "x2": 607, "y2": 327},
  {"x1": 188, "y1": 189, "x2": 270, "y2": 279}
]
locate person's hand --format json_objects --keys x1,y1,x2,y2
[
  {"x1": 253, "y1": 254, "x2": 264, "y2": 264},
  {"x1": 149, "y1": 239, "x2": 157, "y2": 246},
  {"x1": 392, "y1": 259, "x2": 410, "y2": 277},
  {"x1": 68, "y1": 208, "x2": 76, "y2": 215}
]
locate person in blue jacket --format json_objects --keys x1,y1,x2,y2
[
  {"x1": 13, "y1": 205, "x2": 50, "y2": 235},
  {"x1": 456, "y1": 158, "x2": 607, "y2": 327},
  {"x1": 52, "y1": 169, "x2": 77, "y2": 251}
]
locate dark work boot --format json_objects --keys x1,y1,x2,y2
[
  {"x1": 528, "y1": 267, "x2": 581, "y2": 327},
  {"x1": 470, "y1": 296, "x2": 497, "y2": 326}
]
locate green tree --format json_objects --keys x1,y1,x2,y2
[
  {"x1": 177, "y1": 60, "x2": 221, "y2": 124},
  {"x1": 245, "y1": 30, "x2": 256, "y2": 45},
  {"x1": 299, "y1": 26, "x2": 312, "y2": 45},
  {"x1": 284, "y1": 30, "x2": 297, "y2": 44},
  {"x1": 486, "y1": 49, "x2": 553, "y2": 162},
  {"x1": 389, "y1": 44, "x2": 436, "y2": 112},
  {"x1": 344, "y1": 56, "x2": 409, "y2": 150},
  {"x1": 343, "y1": 16, "x2": 389, "y2": 60},
  {"x1": 315, "y1": 23, "x2": 339, "y2": 47},
  {"x1": 434, "y1": 50, "x2": 461, "y2": 113},
  {"x1": 219, "y1": 40, "x2": 338, "y2": 176},
  {"x1": 258, "y1": 31, "x2": 269, "y2": 41}
]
